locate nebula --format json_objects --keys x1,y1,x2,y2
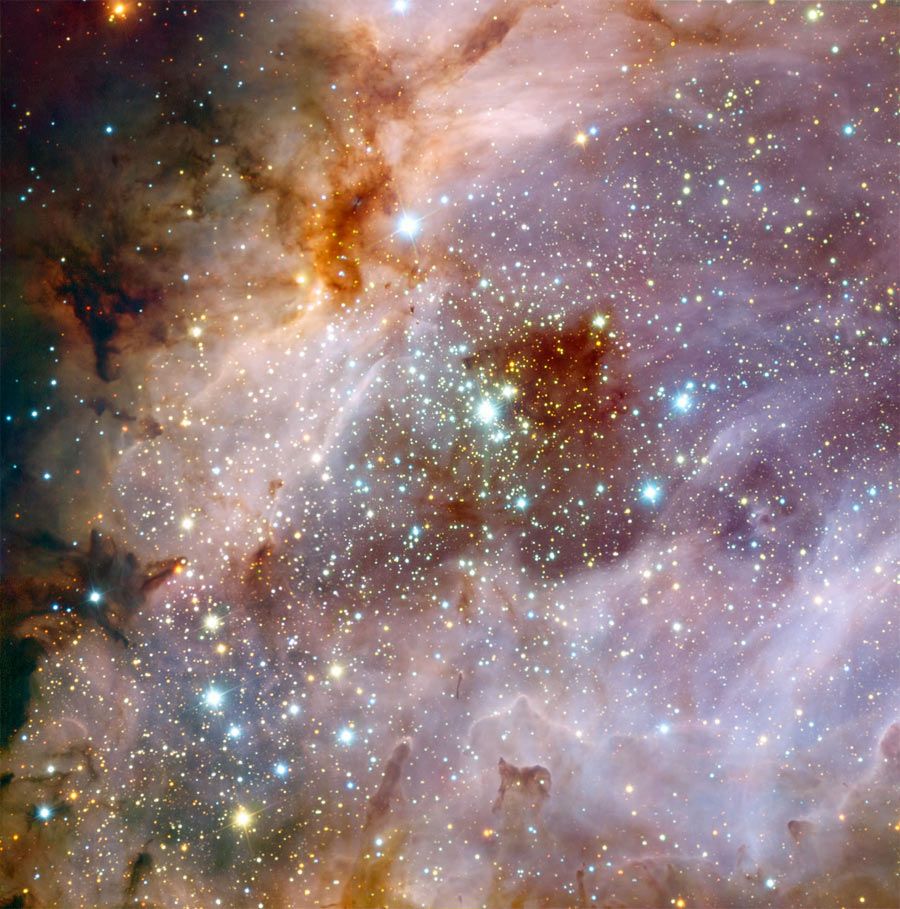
[{"x1": 1, "y1": 1, "x2": 897, "y2": 907}]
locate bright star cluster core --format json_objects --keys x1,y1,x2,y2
[{"x1": 1, "y1": 2, "x2": 898, "y2": 908}]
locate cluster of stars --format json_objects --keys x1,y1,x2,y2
[{"x1": 0, "y1": 1, "x2": 896, "y2": 908}]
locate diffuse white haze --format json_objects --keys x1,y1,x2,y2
[{"x1": 1, "y1": 1, "x2": 897, "y2": 907}]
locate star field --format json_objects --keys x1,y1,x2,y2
[{"x1": 1, "y1": 2, "x2": 898, "y2": 908}]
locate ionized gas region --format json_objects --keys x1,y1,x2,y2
[{"x1": 1, "y1": 1, "x2": 897, "y2": 908}]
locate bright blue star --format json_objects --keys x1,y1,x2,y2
[
  {"x1": 397, "y1": 213, "x2": 420, "y2": 239},
  {"x1": 476, "y1": 399, "x2": 497, "y2": 423},
  {"x1": 641, "y1": 483, "x2": 661, "y2": 504}
]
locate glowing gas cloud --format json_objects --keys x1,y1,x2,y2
[{"x1": 1, "y1": 2, "x2": 897, "y2": 907}]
